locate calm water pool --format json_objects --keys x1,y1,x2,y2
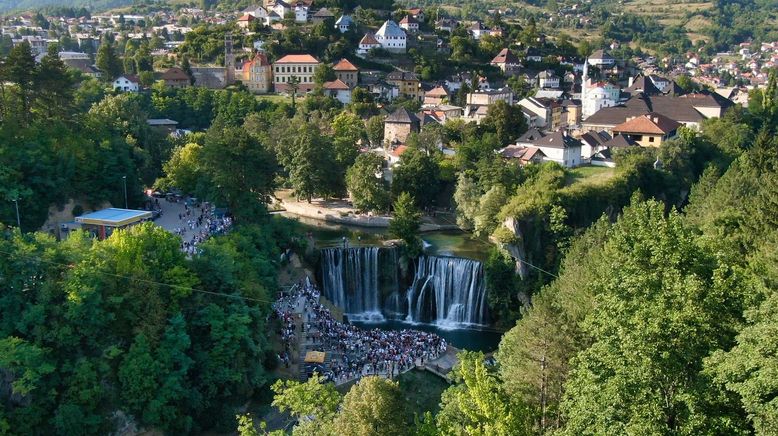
[{"x1": 287, "y1": 213, "x2": 492, "y2": 261}]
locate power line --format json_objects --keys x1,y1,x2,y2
[
  {"x1": 0, "y1": 247, "x2": 276, "y2": 305},
  {"x1": 516, "y1": 258, "x2": 559, "y2": 278}
]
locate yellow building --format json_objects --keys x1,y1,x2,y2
[
  {"x1": 386, "y1": 71, "x2": 422, "y2": 101},
  {"x1": 611, "y1": 113, "x2": 681, "y2": 147},
  {"x1": 242, "y1": 52, "x2": 273, "y2": 94}
]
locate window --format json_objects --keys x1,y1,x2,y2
[{"x1": 649, "y1": 136, "x2": 655, "y2": 143}]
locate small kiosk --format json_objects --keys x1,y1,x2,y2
[{"x1": 75, "y1": 208, "x2": 152, "y2": 240}]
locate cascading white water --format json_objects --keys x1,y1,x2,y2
[
  {"x1": 320, "y1": 247, "x2": 384, "y2": 321},
  {"x1": 405, "y1": 256, "x2": 488, "y2": 327},
  {"x1": 320, "y1": 248, "x2": 488, "y2": 327}
]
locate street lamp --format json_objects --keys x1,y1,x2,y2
[
  {"x1": 12, "y1": 199, "x2": 20, "y2": 229},
  {"x1": 122, "y1": 176, "x2": 128, "y2": 209}
]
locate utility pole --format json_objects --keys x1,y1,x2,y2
[
  {"x1": 12, "y1": 199, "x2": 20, "y2": 229},
  {"x1": 122, "y1": 176, "x2": 128, "y2": 209}
]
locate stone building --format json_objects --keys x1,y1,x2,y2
[{"x1": 384, "y1": 107, "x2": 420, "y2": 144}]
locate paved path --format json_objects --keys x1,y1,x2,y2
[
  {"x1": 153, "y1": 197, "x2": 203, "y2": 233},
  {"x1": 276, "y1": 189, "x2": 459, "y2": 231}
]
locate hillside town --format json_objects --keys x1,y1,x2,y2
[{"x1": 0, "y1": 1, "x2": 767, "y2": 173}]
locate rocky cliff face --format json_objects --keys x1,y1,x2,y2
[
  {"x1": 496, "y1": 217, "x2": 531, "y2": 307},
  {"x1": 501, "y1": 217, "x2": 529, "y2": 279}
]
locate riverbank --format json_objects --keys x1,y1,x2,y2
[{"x1": 275, "y1": 189, "x2": 459, "y2": 232}]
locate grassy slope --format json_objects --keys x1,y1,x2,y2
[{"x1": 565, "y1": 165, "x2": 616, "y2": 188}]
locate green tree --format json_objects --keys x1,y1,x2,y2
[
  {"x1": 272, "y1": 374, "x2": 342, "y2": 421},
  {"x1": 389, "y1": 192, "x2": 422, "y2": 257},
  {"x1": 437, "y1": 351, "x2": 532, "y2": 435},
  {"x1": 331, "y1": 111, "x2": 365, "y2": 168},
  {"x1": 453, "y1": 173, "x2": 481, "y2": 230},
  {"x1": 201, "y1": 122, "x2": 277, "y2": 221},
  {"x1": 332, "y1": 377, "x2": 406, "y2": 436},
  {"x1": 473, "y1": 184, "x2": 508, "y2": 237},
  {"x1": 159, "y1": 142, "x2": 207, "y2": 194},
  {"x1": 346, "y1": 152, "x2": 390, "y2": 212},
  {"x1": 96, "y1": 41, "x2": 122, "y2": 80},
  {"x1": 481, "y1": 100, "x2": 528, "y2": 146},
  {"x1": 6, "y1": 41, "x2": 36, "y2": 123},
  {"x1": 287, "y1": 124, "x2": 340, "y2": 201},
  {"x1": 391, "y1": 147, "x2": 440, "y2": 207},
  {"x1": 35, "y1": 43, "x2": 75, "y2": 119},
  {"x1": 135, "y1": 43, "x2": 153, "y2": 72},
  {"x1": 708, "y1": 291, "x2": 778, "y2": 435},
  {"x1": 314, "y1": 63, "x2": 337, "y2": 85},
  {"x1": 365, "y1": 115, "x2": 385, "y2": 147},
  {"x1": 560, "y1": 199, "x2": 748, "y2": 435},
  {"x1": 288, "y1": 75, "x2": 300, "y2": 110}
]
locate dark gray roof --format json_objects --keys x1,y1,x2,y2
[
  {"x1": 385, "y1": 107, "x2": 420, "y2": 124},
  {"x1": 517, "y1": 128, "x2": 546, "y2": 143},
  {"x1": 584, "y1": 93, "x2": 724, "y2": 126},
  {"x1": 627, "y1": 75, "x2": 661, "y2": 95},
  {"x1": 387, "y1": 71, "x2": 419, "y2": 81},
  {"x1": 580, "y1": 130, "x2": 611, "y2": 147},
  {"x1": 532, "y1": 131, "x2": 581, "y2": 149},
  {"x1": 603, "y1": 133, "x2": 637, "y2": 148}
]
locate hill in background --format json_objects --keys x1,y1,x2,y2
[{"x1": 0, "y1": 0, "x2": 132, "y2": 14}]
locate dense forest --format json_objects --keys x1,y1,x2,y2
[{"x1": 249, "y1": 79, "x2": 778, "y2": 435}]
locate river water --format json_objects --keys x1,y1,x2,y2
[{"x1": 289, "y1": 214, "x2": 503, "y2": 352}]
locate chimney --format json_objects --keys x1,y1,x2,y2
[{"x1": 628, "y1": 76, "x2": 634, "y2": 87}]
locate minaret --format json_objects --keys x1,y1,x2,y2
[
  {"x1": 225, "y1": 33, "x2": 235, "y2": 85},
  {"x1": 581, "y1": 58, "x2": 588, "y2": 103}
]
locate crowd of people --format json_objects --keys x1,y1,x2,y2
[
  {"x1": 168, "y1": 200, "x2": 233, "y2": 255},
  {"x1": 272, "y1": 279, "x2": 447, "y2": 383}
]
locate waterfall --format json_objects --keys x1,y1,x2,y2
[
  {"x1": 405, "y1": 256, "x2": 488, "y2": 327},
  {"x1": 320, "y1": 248, "x2": 488, "y2": 327},
  {"x1": 321, "y1": 247, "x2": 383, "y2": 321}
]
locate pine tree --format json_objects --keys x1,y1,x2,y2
[
  {"x1": 35, "y1": 43, "x2": 75, "y2": 119},
  {"x1": 6, "y1": 41, "x2": 36, "y2": 124},
  {"x1": 95, "y1": 41, "x2": 122, "y2": 80}
]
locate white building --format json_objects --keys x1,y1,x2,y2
[
  {"x1": 587, "y1": 49, "x2": 615, "y2": 67},
  {"x1": 537, "y1": 70, "x2": 560, "y2": 89},
  {"x1": 375, "y1": 20, "x2": 406, "y2": 53},
  {"x1": 517, "y1": 131, "x2": 582, "y2": 168},
  {"x1": 244, "y1": 5, "x2": 269, "y2": 19},
  {"x1": 335, "y1": 15, "x2": 354, "y2": 33},
  {"x1": 581, "y1": 61, "x2": 621, "y2": 119},
  {"x1": 323, "y1": 79, "x2": 351, "y2": 104},
  {"x1": 113, "y1": 75, "x2": 139, "y2": 92},
  {"x1": 357, "y1": 33, "x2": 381, "y2": 55}
]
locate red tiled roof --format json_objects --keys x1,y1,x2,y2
[
  {"x1": 491, "y1": 48, "x2": 520, "y2": 65},
  {"x1": 237, "y1": 14, "x2": 255, "y2": 21},
  {"x1": 612, "y1": 112, "x2": 681, "y2": 135},
  {"x1": 426, "y1": 86, "x2": 448, "y2": 97},
  {"x1": 360, "y1": 33, "x2": 380, "y2": 45},
  {"x1": 275, "y1": 54, "x2": 320, "y2": 64},
  {"x1": 333, "y1": 58, "x2": 358, "y2": 71},
  {"x1": 390, "y1": 145, "x2": 408, "y2": 157},
  {"x1": 323, "y1": 79, "x2": 350, "y2": 90}
]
